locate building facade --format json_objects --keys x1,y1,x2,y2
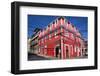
[
  {"x1": 31, "y1": 17, "x2": 87, "y2": 59},
  {"x1": 30, "y1": 28, "x2": 41, "y2": 54}
]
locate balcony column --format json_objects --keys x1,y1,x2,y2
[{"x1": 61, "y1": 36, "x2": 64, "y2": 59}]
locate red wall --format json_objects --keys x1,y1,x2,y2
[{"x1": 38, "y1": 17, "x2": 84, "y2": 59}]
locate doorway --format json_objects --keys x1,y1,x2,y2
[
  {"x1": 66, "y1": 46, "x2": 69, "y2": 58},
  {"x1": 55, "y1": 46, "x2": 61, "y2": 58}
]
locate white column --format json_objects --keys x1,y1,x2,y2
[
  {"x1": 54, "y1": 22, "x2": 56, "y2": 28},
  {"x1": 61, "y1": 19, "x2": 62, "y2": 25},
  {"x1": 77, "y1": 47, "x2": 80, "y2": 57},
  {"x1": 69, "y1": 45, "x2": 70, "y2": 58},
  {"x1": 61, "y1": 37, "x2": 64, "y2": 59},
  {"x1": 81, "y1": 47, "x2": 83, "y2": 57}
]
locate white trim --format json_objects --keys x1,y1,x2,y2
[
  {"x1": 61, "y1": 18, "x2": 63, "y2": 25},
  {"x1": 50, "y1": 25, "x2": 52, "y2": 31},
  {"x1": 71, "y1": 33, "x2": 74, "y2": 39},
  {"x1": 63, "y1": 19, "x2": 65, "y2": 24},
  {"x1": 42, "y1": 38, "x2": 44, "y2": 43},
  {"x1": 80, "y1": 45, "x2": 83, "y2": 56},
  {"x1": 77, "y1": 46, "x2": 80, "y2": 56},
  {"x1": 61, "y1": 27, "x2": 63, "y2": 32},
  {"x1": 61, "y1": 37, "x2": 64, "y2": 59},
  {"x1": 74, "y1": 46, "x2": 76, "y2": 52},
  {"x1": 65, "y1": 30, "x2": 69, "y2": 37},
  {"x1": 52, "y1": 24, "x2": 53, "y2": 29},
  {"x1": 70, "y1": 45, "x2": 73, "y2": 55},
  {"x1": 55, "y1": 30, "x2": 58, "y2": 38},
  {"x1": 54, "y1": 22, "x2": 56, "y2": 28},
  {"x1": 44, "y1": 45, "x2": 47, "y2": 55},
  {"x1": 49, "y1": 34, "x2": 51, "y2": 40}
]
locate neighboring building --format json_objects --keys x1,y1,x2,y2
[
  {"x1": 28, "y1": 38, "x2": 31, "y2": 54},
  {"x1": 30, "y1": 28, "x2": 41, "y2": 54},
  {"x1": 37, "y1": 17, "x2": 86, "y2": 59},
  {"x1": 82, "y1": 41, "x2": 88, "y2": 56}
]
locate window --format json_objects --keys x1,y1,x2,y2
[
  {"x1": 38, "y1": 48, "x2": 40, "y2": 52},
  {"x1": 54, "y1": 22, "x2": 56, "y2": 28},
  {"x1": 44, "y1": 45, "x2": 47, "y2": 55},
  {"x1": 49, "y1": 34, "x2": 51, "y2": 39},
  {"x1": 50, "y1": 26, "x2": 52, "y2": 31},
  {"x1": 71, "y1": 33, "x2": 74, "y2": 39},
  {"x1": 39, "y1": 40, "x2": 40, "y2": 44},
  {"x1": 78, "y1": 38, "x2": 80, "y2": 42},
  {"x1": 45, "y1": 36, "x2": 46, "y2": 41},
  {"x1": 61, "y1": 19, "x2": 62, "y2": 25},
  {"x1": 74, "y1": 46, "x2": 76, "y2": 52},
  {"x1": 61, "y1": 27, "x2": 63, "y2": 32},
  {"x1": 65, "y1": 31, "x2": 69, "y2": 37},
  {"x1": 55, "y1": 30, "x2": 57, "y2": 38},
  {"x1": 46, "y1": 36, "x2": 48, "y2": 40},
  {"x1": 42, "y1": 39, "x2": 43, "y2": 43},
  {"x1": 76, "y1": 37, "x2": 78, "y2": 42},
  {"x1": 70, "y1": 45, "x2": 73, "y2": 55}
]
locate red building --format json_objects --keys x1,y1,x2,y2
[{"x1": 34, "y1": 17, "x2": 86, "y2": 59}]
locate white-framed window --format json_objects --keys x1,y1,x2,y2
[
  {"x1": 70, "y1": 45, "x2": 73, "y2": 55},
  {"x1": 65, "y1": 31, "x2": 69, "y2": 37},
  {"x1": 55, "y1": 30, "x2": 57, "y2": 38},
  {"x1": 44, "y1": 45, "x2": 47, "y2": 55},
  {"x1": 61, "y1": 18, "x2": 63, "y2": 25},
  {"x1": 54, "y1": 22, "x2": 56, "y2": 28},
  {"x1": 45, "y1": 45, "x2": 47, "y2": 48},
  {"x1": 49, "y1": 34, "x2": 51, "y2": 39},
  {"x1": 66, "y1": 23, "x2": 69, "y2": 28},
  {"x1": 71, "y1": 33, "x2": 74, "y2": 39},
  {"x1": 42, "y1": 39, "x2": 44, "y2": 43},
  {"x1": 61, "y1": 27, "x2": 63, "y2": 32},
  {"x1": 63, "y1": 19, "x2": 65, "y2": 24}
]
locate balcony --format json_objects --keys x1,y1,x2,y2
[{"x1": 31, "y1": 40, "x2": 38, "y2": 46}]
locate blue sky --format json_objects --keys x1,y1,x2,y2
[{"x1": 28, "y1": 15, "x2": 88, "y2": 40}]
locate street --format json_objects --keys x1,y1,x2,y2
[
  {"x1": 28, "y1": 53, "x2": 51, "y2": 61},
  {"x1": 28, "y1": 53, "x2": 88, "y2": 61}
]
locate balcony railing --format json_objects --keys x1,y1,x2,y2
[{"x1": 31, "y1": 40, "x2": 38, "y2": 46}]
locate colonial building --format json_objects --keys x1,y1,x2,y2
[
  {"x1": 30, "y1": 28, "x2": 41, "y2": 54},
  {"x1": 28, "y1": 38, "x2": 31, "y2": 54},
  {"x1": 31, "y1": 17, "x2": 87, "y2": 59}
]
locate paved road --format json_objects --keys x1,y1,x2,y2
[
  {"x1": 28, "y1": 54, "x2": 50, "y2": 61},
  {"x1": 28, "y1": 53, "x2": 88, "y2": 61}
]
